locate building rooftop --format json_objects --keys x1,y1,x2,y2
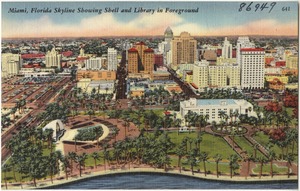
[
  {"x1": 128, "y1": 48, "x2": 138, "y2": 52},
  {"x1": 144, "y1": 48, "x2": 154, "y2": 53},
  {"x1": 196, "y1": 99, "x2": 236, "y2": 106},
  {"x1": 241, "y1": 48, "x2": 264, "y2": 52}
]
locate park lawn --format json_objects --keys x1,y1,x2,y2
[
  {"x1": 169, "y1": 156, "x2": 238, "y2": 175},
  {"x1": 234, "y1": 136, "x2": 265, "y2": 159},
  {"x1": 84, "y1": 151, "x2": 105, "y2": 167},
  {"x1": 1, "y1": 161, "x2": 31, "y2": 183},
  {"x1": 42, "y1": 144, "x2": 56, "y2": 156},
  {"x1": 253, "y1": 131, "x2": 298, "y2": 162},
  {"x1": 168, "y1": 131, "x2": 238, "y2": 159},
  {"x1": 2, "y1": 143, "x2": 56, "y2": 183},
  {"x1": 252, "y1": 163, "x2": 288, "y2": 175}
]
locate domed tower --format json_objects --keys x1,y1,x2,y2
[{"x1": 164, "y1": 26, "x2": 173, "y2": 42}]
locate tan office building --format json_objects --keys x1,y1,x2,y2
[{"x1": 171, "y1": 32, "x2": 197, "y2": 69}]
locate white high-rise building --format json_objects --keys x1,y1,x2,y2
[
  {"x1": 7, "y1": 60, "x2": 20, "y2": 76},
  {"x1": 226, "y1": 64, "x2": 240, "y2": 88},
  {"x1": 46, "y1": 47, "x2": 62, "y2": 69},
  {"x1": 222, "y1": 37, "x2": 232, "y2": 59},
  {"x1": 236, "y1": 37, "x2": 255, "y2": 66},
  {"x1": 240, "y1": 48, "x2": 265, "y2": 89},
  {"x1": 192, "y1": 61, "x2": 241, "y2": 89},
  {"x1": 208, "y1": 65, "x2": 227, "y2": 87},
  {"x1": 85, "y1": 57, "x2": 105, "y2": 70},
  {"x1": 1, "y1": 53, "x2": 22, "y2": 78},
  {"x1": 192, "y1": 60, "x2": 209, "y2": 89},
  {"x1": 107, "y1": 48, "x2": 118, "y2": 71}
]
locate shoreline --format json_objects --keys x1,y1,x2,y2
[{"x1": 3, "y1": 167, "x2": 298, "y2": 190}]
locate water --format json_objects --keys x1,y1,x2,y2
[{"x1": 47, "y1": 172, "x2": 298, "y2": 189}]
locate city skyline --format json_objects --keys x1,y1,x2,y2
[{"x1": 2, "y1": 1, "x2": 298, "y2": 38}]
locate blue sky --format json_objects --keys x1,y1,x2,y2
[{"x1": 2, "y1": 1, "x2": 298, "y2": 38}]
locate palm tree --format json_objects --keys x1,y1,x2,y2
[
  {"x1": 112, "y1": 127, "x2": 120, "y2": 143},
  {"x1": 199, "y1": 152, "x2": 208, "y2": 176},
  {"x1": 218, "y1": 110, "x2": 227, "y2": 123},
  {"x1": 68, "y1": 152, "x2": 77, "y2": 174},
  {"x1": 2, "y1": 163, "x2": 10, "y2": 189},
  {"x1": 93, "y1": 126, "x2": 103, "y2": 148},
  {"x1": 245, "y1": 154, "x2": 254, "y2": 179},
  {"x1": 194, "y1": 136, "x2": 202, "y2": 152},
  {"x1": 91, "y1": 152, "x2": 100, "y2": 169},
  {"x1": 267, "y1": 151, "x2": 276, "y2": 178},
  {"x1": 228, "y1": 154, "x2": 239, "y2": 178},
  {"x1": 213, "y1": 154, "x2": 223, "y2": 178},
  {"x1": 43, "y1": 128, "x2": 54, "y2": 152},
  {"x1": 75, "y1": 153, "x2": 88, "y2": 177},
  {"x1": 103, "y1": 150, "x2": 110, "y2": 170},
  {"x1": 174, "y1": 118, "x2": 182, "y2": 135},
  {"x1": 286, "y1": 128, "x2": 298, "y2": 155},
  {"x1": 286, "y1": 153, "x2": 294, "y2": 178},
  {"x1": 175, "y1": 144, "x2": 186, "y2": 173},
  {"x1": 187, "y1": 148, "x2": 198, "y2": 175},
  {"x1": 48, "y1": 153, "x2": 57, "y2": 184},
  {"x1": 61, "y1": 157, "x2": 70, "y2": 180},
  {"x1": 257, "y1": 156, "x2": 267, "y2": 179},
  {"x1": 253, "y1": 143, "x2": 259, "y2": 159}
]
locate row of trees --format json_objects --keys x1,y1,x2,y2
[
  {"x1": 200, "y1": 87, "x2": 245, "y2": 99},
  {"x1": 2, "y1": 99, "x2": 27, "y2": 130},
  {"x1": 4, "y1": 127, "x2": 60, "y2": 188}
]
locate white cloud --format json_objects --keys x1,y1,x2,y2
[{"x1": 2, "y1": 15, "x2": 298, "y2": 38}]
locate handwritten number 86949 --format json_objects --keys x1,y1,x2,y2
[{"x1": 239, "y1": 2, "x2": 276, "y2": 13}]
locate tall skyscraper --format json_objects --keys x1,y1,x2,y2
[
  {"x1": 208, "y1": 65, "x2": 227, "y2": 87},
  {"x1": 164, "y1": 26, "x2": 173, "y2": 52},
  {"x1": 107, "y1": 48, "x2": 118, "y2": 71},
  {"x1": 226, "y1": 64, "x2": 240, "y2": 88},
  {"x1": 1, "y1": 53, "x2": 22, "y2": 78},
  {"x1": 192, "y1": 60, "x2": 209, "y2": 89},
  {"x1": 144, "y1": 48, "x2": 154, "y2": 76},
  {"x1": 46, "y1": 47, "x2": 62, "y2": 69},
  {"x1": 171, "y1": 32, "x2": 197, "y2": 69},
  {"x1": 240, "y1": 48, "x2": 265, "y2": 89},
  {"x1": 127, "y1": 42, "x2": 154, "y2": 76},
  {"x1": 236, "y1": 36, "x2": 255, "y2": 66},
  {"x1": 128, "y1": 48, "x2": 139, "y2": 73},
  {"x1": 222, "y1": 37, "x2": 232, "y2": 59},
  {"x1": 158, "y1": 27, "x2": 174, "y2": 66},
  {"x1": 192, "y1": 61, "x2": 240, "y2": 89},
  {"x1": 135, "y1": 42, "x2": 147, "y2": 69}
]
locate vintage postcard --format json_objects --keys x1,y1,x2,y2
[{"x1": 1, "y1": 1, "x2": 298, "y2": 190}]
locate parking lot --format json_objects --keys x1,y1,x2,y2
[{"x1": 2, "y1": 76, "x2": 72, "y2": 108}]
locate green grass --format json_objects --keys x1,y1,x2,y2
[
  {"x1": 253, "y1": 131, "x2": 298, "y2": 162},
  {"x1": 168, "y1": 131, "x2": 238, "y2": 159},
  {"x1": 85, "y1": 151, "x2": 105, "y2": 167},
  {"x1": 42, "y1": 144, "x2": 56, "y2": 156},
  {"x1": 252, "y1": 163, "x2": 288, "y2": 174},
  {"x1": 234, "y1": 136, "x2": 265, "y2": 159},
  {"x1": 2, "y1": 143, "x2": 56, "y2": 183},
  {"x1": 170, "y1": 155, "x2": 238, "y2": 175}
]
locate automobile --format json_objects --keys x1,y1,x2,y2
[{"x1": 179, "y1": 127, "x2": 189, "y2": 132}]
